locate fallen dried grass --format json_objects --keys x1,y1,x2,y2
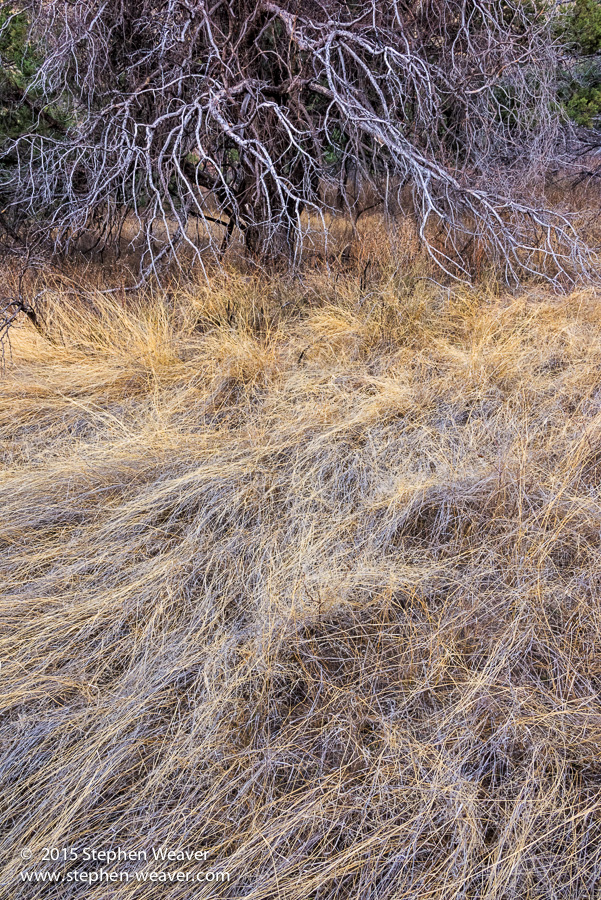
[{"x1": 1, "y1": 261, "x2": 601, "y2": 899}]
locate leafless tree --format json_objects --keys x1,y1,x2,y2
[{"x1": 0, "y1": 0, "x2": 594, "y2": 282}]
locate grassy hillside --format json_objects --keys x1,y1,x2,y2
[{"x1": 2, "y1": 257, "x2": 601, "y2": 899}]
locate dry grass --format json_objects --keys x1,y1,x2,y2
[{"x1": 2, "y1": 257, "x2": 601, "y2": 899}]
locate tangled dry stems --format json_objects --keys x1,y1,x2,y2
[
  {"x1": 2, "y1": 259, "x2": 601, "y2": 898},
  {"x1": 1, "y1": 0, "x2": 596, "y2": 282}
]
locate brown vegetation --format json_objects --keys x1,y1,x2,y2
[{"x1": 2, "y1": 233, "x2": 601, "y2": 898}]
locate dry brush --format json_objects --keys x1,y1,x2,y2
[{"x1": 1, "y1": 261, "x2": 601, "y2": 898}]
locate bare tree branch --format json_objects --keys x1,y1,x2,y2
[{"x1": 0, "y1": 0, "x2": 594, "y2": 283}]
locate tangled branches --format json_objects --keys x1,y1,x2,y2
[{"x1": 0, "y1": 0, "x2": 594, "y2": 282}]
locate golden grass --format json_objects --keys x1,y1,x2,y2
[{"x1": 2, "y1": 260, "x2": 601, "y2": 899}]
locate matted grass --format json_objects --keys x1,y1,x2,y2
[{"x1": 1, "y1": 264, "x2": 601, "y2": 899}]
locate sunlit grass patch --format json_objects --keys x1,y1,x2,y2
[{"x1": 2, "y1": 266, "x2": 601, "y2": 899}]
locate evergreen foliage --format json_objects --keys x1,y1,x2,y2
[
  {"x1": 0, "y1": 10, "x2": 39, "y2": 142},
  {"x1": 559, "y1": 0, "x2": 601, "y2": 128}
]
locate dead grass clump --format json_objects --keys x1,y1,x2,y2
[{"x1": 2, "y1": 269, "x2": 601, "y2": 899}]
